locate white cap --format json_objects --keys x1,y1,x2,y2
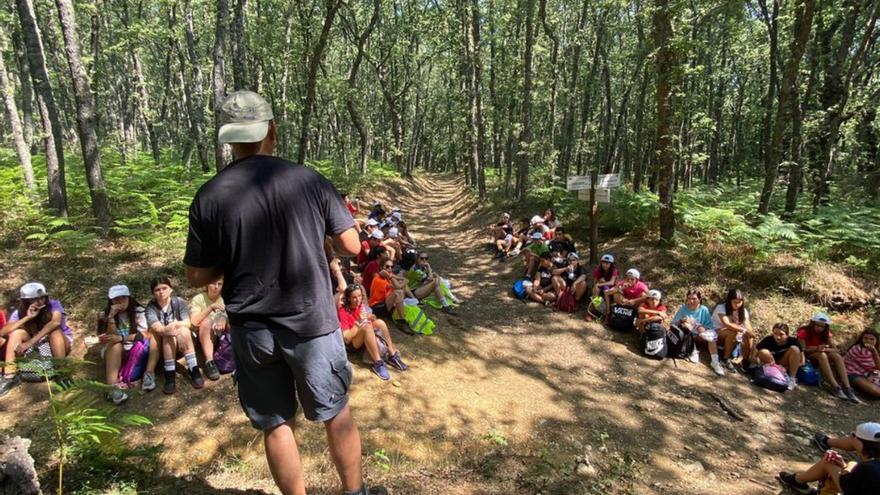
[
  {"x1": 388, "y1": 227, "x2": 399, "y2": 238},
  {"x1": 108, "y1": 285, "x2": 131, "y2": 300},
  {"x1": 811, "y1": 312, "x2": 831, "y2": 325},
  {"x1": 530, "y1": 215, "x2": 544, "y2": 226},
  {"x1": 217, "y1": 90, "x2": 274, "y2": 144},
  {"x1": 391, "y1": 207, "x2": 401, "y2": 213},
  {"x1": 601, "y1": 254, "x2": 615, "y2": 263},
  {"x1": 370, "y1": 230, "x2": 385, "y2": 240},
  {"x1": 856, "y1": 422, "x2": 880, "y2": 441},
  {"x1": 648, "y1": 289, "x2": 662, "y2": 300},
  {"x1": 567, "y1": 252, "x2": 580, "y2": 261},
  {"x1": 391, "y1": 211, "x2": 402, "y2": 221},
  {"x1": 626, "y1": 268, "x2": 640, "y2": 279},
  {"x1": 501, "y1": 212, "x2": 510, "y2": 219},
  {"x1": 531, "y1": 232, "x2": 544, "y2": 240},
  {"x1": 20, "y1": 282, "x2": 47, "y2": 299},
  {"x1": 365, "y1": 218, "x2": 379, "y2": 227}
]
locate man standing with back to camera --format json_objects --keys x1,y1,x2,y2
[{"x1": 184, "y1": 90, "x2": 376, "y2": 495}]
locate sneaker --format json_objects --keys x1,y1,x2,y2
[
  {"x1": 723, "y1": 360, "x2": 737, "y2": 372},
  {"x1": 441, "y1": 305, "x2": 458, "y2": 315},
  {"x1": 189, "y1": 367, "x2": 205, "y2": 389},
  {"x1": 834, "y1": 387, "x2": 848, "y2": 401},
  {"x1": 812, "y1": 432, "x2": 831, "y2": 452},
  {"x1": 395, "y1": 319, "x2": 415, "y2": 335},
  {"x1": 107, "y1": 387, "x2": 129, "y2": 405},
  {"x1": 371, "y1": 360, "x2": 391, "y2": 381},
  {"x1": 387, "y1": 351, "x2": 408, "y2": 371},
  {"x1": 142, "y1": 372, "x2": 156, "y2": 392},
  {"x1": 777, "y1": 471, "x2": 812, "y2": 494},
  {"x1": 788, "y1": 380, "x2": 798, "y2": 391},
  {"x1": 163, "y1": 370, "x2": 176, "y2": 395},
  {"x1": 0, "y1": 374, "x2": 21, "y2": 398},
  {"x1": 710, "y1": 361, "x2": 726, "y2": 376},
  {"x1": 688, "y1": 350, "x2": 700, "y2": 364},
  {"x1": 843, "y1": 388, "x2": 862, "y2": 404},
  {"x1": 204, "y1": 360, "x2": 221, "y2": 381}
]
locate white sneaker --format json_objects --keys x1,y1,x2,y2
[
  {"x1": 788, "y1": 381, "x2": 798, "y2": 391},
  {"x1": 142, "y1": 372, "x2": 156, "y2": 392},
  {"x1": 710, "y1": 361, "x2": 726, "y2": 376},
  {"x1": 688, "y1": 350, "x2": 700, "y2": 363}
]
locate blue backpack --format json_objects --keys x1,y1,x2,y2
[
  {"x1": 512, "y1": 279, "x2": 528, "y2": 299},
  {"x1": 796, "y1": 362, "x2": 820, "y2": 386}
]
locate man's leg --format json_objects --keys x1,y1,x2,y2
[
  {"x1": 324, "y1": 405, "x2": 365, "y2": 492},
  {"x1": 264, "y1": 419, "x2": 307, "y2": 495}
]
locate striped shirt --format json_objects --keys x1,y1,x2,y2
[{"x1": 845, "y1": 345, "x2": 879, "y2": 376}]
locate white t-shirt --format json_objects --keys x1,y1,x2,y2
[{"x1": 711, "y1": 304, "x2": 750, "y2": 331}]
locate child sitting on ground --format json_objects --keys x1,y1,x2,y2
[
  {"x1": 636, "y1": 290, "x2": 668, "y2": 334},
  {"x1": 756, "y1": 322, "x2": 803, "y2": 389},
  {"x1": 844, "y1": 328, "x2": 880, "y2": 399},
  {"x1": 672, "y1": 289, "x2": 724, "y2": 376},
  {"x1": 779, "y1": 422, "x2": 880, "y2": 494}
]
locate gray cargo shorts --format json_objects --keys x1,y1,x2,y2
[{"x1": 230, "y1": 326, "x2": 352, "y2": 431}]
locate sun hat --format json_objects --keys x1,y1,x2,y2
[
  {"x1": 108, "y1": 285, "x2": 131, "y2": 300},
  {"x1": 530, "y1": 215, "x2": 544, "y2": 226},
  {"x1": 811, "y1": 312, "x2": 832, "y2": 325},
  {"x1": 391, "y1": 211, "x2": 402, "y2": 221},
  {"x1": 365, "y1": 218, "x2": 379, "y2": 227},
  {"x1": 855, "y1": 423, "x2": 880, "y2": 442},
  {"x1": 625, "y1": 268, "x2": 640, "y2": 279},
  {"x1": 20, "y1": 282, "x2": 47, "y2": 299},
  {"x1": 370, "y1": 230, "x2": 385, "y2": 240},
  {"x1": 600, "y1": 254, "x2": 615, "y2": 263},
  {"x1": 648, "y1": 289, "x2": 662, "y2": 300},
  {"x1": 217, "y1": 90, "x2": 274, "y2": 144}
]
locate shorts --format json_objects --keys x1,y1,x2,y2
[
  {"x1": 231, "y1": 326, "x2": 352, "y2": 431},
  {"x1": 692, "y1": 329, "x2": 718, "y2": 342},
  {"x1": 370, "y1": 303, "x2": 390, "y2": 318},
  {"x1": 848, "y1": 373, "x2": 863, "y2": 384}
]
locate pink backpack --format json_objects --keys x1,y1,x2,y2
[
  {"x1": 118, "y1": 339, "x2": 149, "y2": 385},
  {"x1": 214, "y1": 333, "x2": 236, "y2": 374},
  {"x1": 555, "y1": 287, "x2": 577, "y2": 313}
]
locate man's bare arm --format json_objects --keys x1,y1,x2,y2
[{"x1": 332, "y1": 227, "x2": 361, "y2": 257}]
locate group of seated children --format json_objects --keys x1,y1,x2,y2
[
  {"x1": 491, "y1": 208, "x2": 879, "y2": 403},
  {"x1": 0, "y1": 277, "x2": 232, "y2": 405},
  {"x1": 330, "y1": 200, "x2": 461, "y2": 381}
]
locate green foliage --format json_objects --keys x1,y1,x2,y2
[{"x1": 371, "y1": 448, "x2": 392, "y2": 472}]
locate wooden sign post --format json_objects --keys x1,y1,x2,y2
[{"x1": 567, "y1": 172, "x2": 620, "y2": 264}]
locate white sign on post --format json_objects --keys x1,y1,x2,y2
[
  {"x1": 566, "y1": 173, "x2": 620, "y2": 190},
  {"x1": 578, "y1": 188, "x2": 611, "y2": 203}
]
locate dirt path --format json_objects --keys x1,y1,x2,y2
[{"x1": 3, "y1": 174, "x2": 876, "y2": 495}]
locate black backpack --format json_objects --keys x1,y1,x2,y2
[
  {"x1": 641, "y1": 322, "x2": 668, "y2": 359},
  {"x1": 400, "y1": 249, "x2": 419, "y2": 270},
  {"x1": 665, "y1": 324, "x2": 695, "y2": 360},
  {"x1": 608, "y1": 305, "x2": 636, "y2": 332}
]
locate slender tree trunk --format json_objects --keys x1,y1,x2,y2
[
  {"x1": 556, "y1": 0, "x2": 590, "y2": 181},
  {"x1": 515, "y1": 0, "x2": 536, "y2": 200},
  {"x1": 232, "y1": 0, "x2": 250, "y2": 90},
  {"x1": 758, "y1": 0, "x2": 814, "y2": 215},
  {"x1": 11, "y1": 27, "x2": 34, "y2": 151},
  {"x1": 0, "y1": 35, "x2": 35, "y2": 193},
  {"x1": 55, "y1": 0, "x2": 112, "y2": 229},
  {"x1": 213, "y1": 0, "x2": 229, "y2": 171},
  {"x1": 183, "y1": 0, "x2": 209, "y2": 171},
  {"x1": 297, "y1": 0, "x2": 343, "y2": 164},
  {"x1": 654, "y1": 0, "x2": 677, "y2": 243},
  {"x1": 16, "y1": 0, "x2": 67, "y2": 216},
  {"x1": 343, "y1": 0, "x2": 380, "y2": 175},
  {"x1": 757, "y1": 0, "x2": 780, "y2": 169},
  {"x1": 470, "y1": 0, "x2": 487, "y2": 197}
]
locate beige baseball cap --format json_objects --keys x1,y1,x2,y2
[{"x1": 217, "y1": 90, "x2": 274, "y2": 144}]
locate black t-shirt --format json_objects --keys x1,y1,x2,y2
[
  {"x1": 537, "y1": 268, "x2": 554, "y2": 289},
  {"x1": 840, "y1": 459, "x2": 880, "y2": 494},
  {"x1": 549, "y1": 239, "x2": 576, "y2": 255},
  {"x1": 496, "y1": 222, "x2": 513, "y2": 236},
  {"x1": 563, "y1": 265, "x2": 584, "y2": 286},
  {"x1": 185, "y1": 155, "x2": 355, "y2": 337},
  {"x1": 756, "y1": 335, "x2": 802, "y2": 362}
]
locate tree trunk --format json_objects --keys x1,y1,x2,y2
[
  {"x1": 55, "y1": 0, "x2": 111, "y2": 230},
  {"x1": 296, "y1": 0, "x2": 343, "y2": 164},
  {"x1": 470, "y1": 0, "x2": 487, "y2": 197},
  {"x1": 0, "y1": 34, "x2": 35, "y2": 193},
  {"x1": 232, "y1": 0, "x2": 250, "y2": 90},
  {"x1": 213, "y1": 0, "x2": 229, "y2": 171},
  {"x1": 342, "y1": 0, "x2": 380, "y2": 175},
  {"x1": 654, "y1": 0, "x2": 677, "y2": 243},
  {"x1": 556, "y1": 0, "x2": 590, "y2": 181},
  {"x1": 757, "y1": 0, "x2": 780, "y2": 170},
  {"x1": 10, "y1": 27, "x2": 34, "y2": 151},
  {"x1": 16, "y1": 0, "x2": 68, "y2": 216},
  {"x1": 184, "y1": 0, "x2": 209, "y2": 171},
  {"x1": 515, "y1": 0, "x2": 536, "y2": 200},
  {"x1": 758, "y1": 0, "x2": 814, "y2": 215}
]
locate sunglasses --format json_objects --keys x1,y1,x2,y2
[
  {"x1": 383, "y1": 264, "x2": 394, "y2": 269},
  {"x1": 419, "y1": 257, "x2": 429, "y2": 261}
]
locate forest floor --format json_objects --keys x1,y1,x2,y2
[{"x1": 1, "y1": 173, "x2": 878, "y2": 495}]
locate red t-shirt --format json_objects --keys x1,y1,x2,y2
[
  {"x1": 0, "y1": 309, "x2": 5, "y2": 328},
  {"x1": 362, "y1": 261, "x2": 380, "y2": 293},
  {"x1": 639, "y1": 302, "x2": 667, "y2": 313},
  {"x1": 356, "y1": 240, "x2": 371, "y2": 267},
  {"x1": 338, "y1": 303, "x2": 368, "y2": 332},
  {"x1": 346, "y1": 202, "x2": 358, "y2": 215},
  {"x1": 620, "y1": 280, "x2": 648, "y2": 299},
  {"x1": 592, "y1": 266, "x2": 619, "y2": 283},
  {"x1": 797, "y1": 325, "x2": 831, "y2": 348}
]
